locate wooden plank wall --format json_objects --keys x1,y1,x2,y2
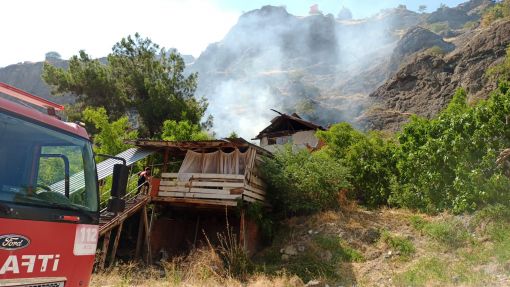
[
  {"x1": 243, "y1": 149, "x2": 267, "y2": 204},
  {"x1": 157, "y1": 147, "x2": 267, "y2": 205}
]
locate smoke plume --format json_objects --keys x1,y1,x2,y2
[{"x1": 188, "y1": 5, "x2": 421, "y2": 139}]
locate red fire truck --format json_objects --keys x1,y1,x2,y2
[{"x1": 0, "y1": 83, "x2": 126, "y2": 286}]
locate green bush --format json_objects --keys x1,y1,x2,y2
[
  {"x1": 261, "y1": 146, "x2": 351, "y2": 215},
  {"x1": 481, "y1": 0, "x2": 510, "y2": 27},
  {"x1": 317, "y1": 123, "x2": 398, "y2": 207},
  {"x1": 390, "y1": 84, "x2": 510, "y2": 213}
]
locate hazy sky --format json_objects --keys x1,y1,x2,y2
[{"x1": 1, "y1": 0, "x2": 466, "y2": 68}]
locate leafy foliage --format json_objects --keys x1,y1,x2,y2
[
  {"x1": 316, "y1": 123, "x2": 398, "y2": 207},
  {"x1": 82, "y1": 107, "x2": 138, "y2": 156},
  {"x1": 391, "y1": 85, "x2": 510, "y2": 213},
  {"x1": 481, "y1": 0, "x2": 510, "y2": 27},
  {"x1": 261, "y1": 146, "x2": 351, "y2": 215},
  {"x1": 43, "y1": 33, "x2": 207, "y2": 137},
  {"x1": 161, "y1": 120, "x2": 210, "y2": 141}
]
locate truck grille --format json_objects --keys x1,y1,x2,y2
[{"x1": 0, "y1": 278, "x2": 65, "y2": 287}]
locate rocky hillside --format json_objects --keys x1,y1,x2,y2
[
  {"x1": 0, "y1": 0, "x2": 500, "y2": 136},
  {"x1": 362, "y1": 18, "x2": 510, "y2": 131},
  {"x1": 0, "y1": 59, "x2": 73, "y2": 104}
]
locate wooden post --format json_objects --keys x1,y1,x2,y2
[
  {"x1": 193, "y1": 215, "x2": 200, "y2": 248},
  {"x1": 162, "y1": 148, "x2": 169, "y2": 173},
  {"x1": 240, "y1": 209, "x2": 246, "y2": 251},
  {"x1": 135, "y1": 211, "x2": 144, "y2": 259},
  {"x1": 142, "y1": 205, "x2": 152, "y2": 264},
  {"x1": 99, "y1": 230, "x2": 112, "y2": 270},
  {"x1": 109, "y1": 221, "x2": 124, "y2": 267}
]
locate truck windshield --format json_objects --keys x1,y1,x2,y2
[{"x1": 0, "y1": 111, "x2": 98, "y2": 212}]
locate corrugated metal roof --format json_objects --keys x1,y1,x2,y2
[{"x1": 50, "y1": 147, "x2": 155, "y2": 194}]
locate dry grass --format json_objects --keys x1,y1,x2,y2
[
  {"x1": 92, "y1": 207, "x2": 510, "y2": 287},
  {"x1": 91, "y1": 247, "x2": 304, "y2": 287}
]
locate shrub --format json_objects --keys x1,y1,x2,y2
[
  {"x1": 381, "y1": 231, "x2": 416, "y2": 258},
  {"x1": 317, "y1": 123, "x2": 398, "y2": 207},
  {"x1": 261, "y1": 146, "x2": 351, "y2": 215},
  {"x1": 481, "y1": 0, "x2": 510, "y2": 27},
  {"x1": 390, "y1": 85, "x2": 510, "y2": 213}
]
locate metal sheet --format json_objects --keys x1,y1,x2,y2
[{"x1": 50, "y1": 147, "x2": 155, "y2": 194}]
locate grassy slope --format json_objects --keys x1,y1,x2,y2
[{"x1": 91, "y1": 206, "x2": 510, "y2": 287}]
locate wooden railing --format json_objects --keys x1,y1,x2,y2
[{"x1": 157, "y1": 172, "x2": 266, "y2": 204}]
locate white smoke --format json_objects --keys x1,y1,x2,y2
[{"x1": 190, "y1": 5, "x2": 418, "y2": 139}]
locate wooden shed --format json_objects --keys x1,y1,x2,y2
[{"x1": 126, "y1": 138, "x2": 271, "y2": 256}]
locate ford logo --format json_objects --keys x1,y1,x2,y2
[{"x1": 0, "y1": 234, "x2": 30, "y2": 251}]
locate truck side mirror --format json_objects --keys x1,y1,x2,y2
[
  {"x1": 107, "y1": 164, "x2": 129, "y2": 213},
  {"x1": 111, "y1": 164, "x2": 129, "y2": 198}
]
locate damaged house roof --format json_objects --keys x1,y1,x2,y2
[
  {"x1": 126, "y1": 137, "x2": 271, "y2": 157},
  {"x1": 253, "y1": 110, "x2": 326, "y2": 140}
]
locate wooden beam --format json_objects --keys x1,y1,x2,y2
[
  {"x1": 162, "y1": 148, "x2": 169, "y2": 173},
  {"x1": 135, "y1": 211, "x2": 144, "y2": 259},
  {"x1": 142, "y1": 205, "x2": 152, "y2": 265},
  {"x1": 193, "y1": 215, "x2": 200, "y2": 249},
  {"x1": 160, "y1": 180, "x2": 244, "y2": 188},
  {"x1": 244, "y1": 184, "x2": 266, "y2": 196},
  {"x1": 161, "y1": 173, "x2": 245, "y2": 180},
  {"x1": 109, "y1": 221, "x2": 124, "y2": 267},
  {"x1": 243, "y1": 190, "x2": 265, "y2": 201},
  {"x1": 159, "y1": 186, "x2": 232, "y2": 195},
  {"x1": 240, "y1": 209, "x2": 246, "y2": 251},
  {"x1": 152, "y1": 196, "x2": 238, "y2": 207},
  {"x1": 99, "y1": 230, "x2": 112, "y2": 270},
  {"x1": 158, "y1": 191, "x2": 242, "y2": 200}
]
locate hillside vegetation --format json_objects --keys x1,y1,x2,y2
[
  {"x1": 88, "y1": 43, "x2": 510, "y2": 287},
  {"x1": 91, "y1": 206, "x2": 510, "y2": 286}
]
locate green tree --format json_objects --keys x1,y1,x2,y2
[
  {"x1": 82, "y1": 107, "x2": 138, "y2": 156},
  {"x1": 418, "y1": 5, "x2": 427, "y2": 13},
  {"x1": 317, "y1": 123, "x2": 398, "y2": 207},
  {"x1": 228, "y1": 131, "x2": 239, "y2": 139},
  {"x1": 45, "y1": 51, "x2": 61, "y2": 61},
  {"x1": 392, "y1": 86, "x2": 510, "y2": 213},
  {"x1": 481, "y1": 0, "x2": 510, "y2": 27},
  {"x1": 161, "y1": 120, "x2": 210, "y2": 141},
  {"x1": 43, "y1": 33, "x2": 207, "y2": 137},
  {"x1": 43, "y1": 50, "x2": 125, "y2": 118}
]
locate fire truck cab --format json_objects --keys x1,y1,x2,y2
[{"x1": 0, "y1": 83, "x2": 124, "y2": 286}]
